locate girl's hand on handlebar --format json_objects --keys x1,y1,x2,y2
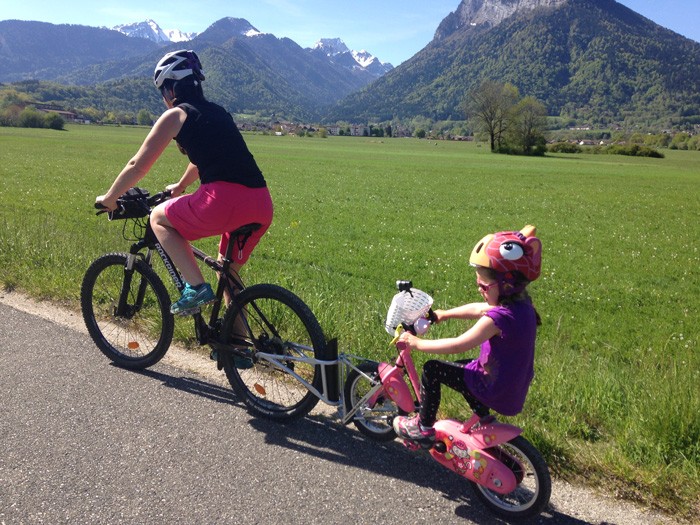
[
  {"x1": 431, "y1": 309, "x2": 446, "y2": 324},
  {"x1": 397, "y1": 330, "x2": 419, "y2": 351}
]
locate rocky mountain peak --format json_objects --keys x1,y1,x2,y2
[
  {"x1": 435, "y1": 0, "x2": 569, "y2": 40},
  {"x1": 112, "y1": 19, "x2": 196, "y2": 44},
  {"x1": 311, "y1": 38, "x2": 393, "y2": 76}
]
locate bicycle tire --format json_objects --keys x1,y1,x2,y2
[
  {"x1": 221, "y1": 283, "x2": 326, "y2": 421},
  {"x1": 469, "y1": 435, "x2": 551, "y2": 520},
  {"x1": 81, "y1": 253, "x2": 174, "y2": 369},
  {"x1": 344, "y1": 362, "x2": 399, "y2": 441}
]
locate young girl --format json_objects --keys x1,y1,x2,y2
[
  {"x1": 393, "y1": 225, "x2": 542, "y2": 442},
  {"x1": 96, "y1": 50, "x2": 273, "y2": 314}
]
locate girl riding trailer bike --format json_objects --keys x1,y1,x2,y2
[
  {"x1": 382, "y1": 225, "x2": 549, "y2": 520},
  {"x1": 393, "y1": 225, "x2": 543, "y2": 443}
]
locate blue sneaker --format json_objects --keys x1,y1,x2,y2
[{"x1": 170, "y1": 283, "x2": 216, "y2": 315}]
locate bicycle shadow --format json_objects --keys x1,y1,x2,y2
[
  {"x1": 131, "y1": 366, "x2": 595, "y2": 525},
  {"x1": 132, "y1": 367, "x2": 244, "y2": 408},
  {"x1": 248, "y1": 414, "x2": 594, "y2": 525}
]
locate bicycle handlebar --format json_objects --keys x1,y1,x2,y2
[{"x1": 94, "y1": 188, "x2": 172, "y2": 220}]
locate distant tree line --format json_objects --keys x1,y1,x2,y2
[{"x1": 0, "y1": 89, "x2": 65, "y2": 130}]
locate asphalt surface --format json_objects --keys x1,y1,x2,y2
[{"x1": 0, "y1": 300, "x2": 676, "y2": 525}]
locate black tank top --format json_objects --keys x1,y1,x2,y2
[{"x1": 175, "y1": 101, "x2": 266, "y2": 188}]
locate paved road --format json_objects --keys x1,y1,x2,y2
[{"x1": 0, "y1": 300, "x2": 675, "y2": 524}]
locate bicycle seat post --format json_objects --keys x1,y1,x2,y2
[{"x1": 214, "y1": 223, "x2": 263, "y2": 304}]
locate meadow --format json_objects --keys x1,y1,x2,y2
[{"x1": 1, "y1": 124, "x2": 698, "y2": 518}]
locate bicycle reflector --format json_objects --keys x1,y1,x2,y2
[{"x1": 385, "y1": 287, "x2": 433, "y2": 335}]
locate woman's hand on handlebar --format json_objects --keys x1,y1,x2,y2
[
  {"x1": 165, "y1": 182, "x2": 185, "y2": 198},
  {"x1": 95, "y1": 194, "x2": 118, "y2": 212}
]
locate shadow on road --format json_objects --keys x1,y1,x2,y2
[{"x1": 135, "y1": 366, "x2": 596, "y2": 525}]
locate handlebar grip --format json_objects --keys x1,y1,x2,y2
[{"x1": 428, "y1": 308, "x2": 438, "y2": 324}]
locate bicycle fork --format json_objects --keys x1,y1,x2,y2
[{"x1": 115, "y1": 253, "x2": 149, "y2": 318}]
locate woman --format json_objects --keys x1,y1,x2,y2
[{"x1": 96, "y1": 50, "x2": 273, "y2": 314}]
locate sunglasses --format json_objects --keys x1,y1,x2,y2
[{"x1": 477, "y1": 280, "x2": 498, "y2": 292}]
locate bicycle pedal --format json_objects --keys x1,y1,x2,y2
[{"x1": 402, "y1": 439, "x2": 422, "y2": 451}]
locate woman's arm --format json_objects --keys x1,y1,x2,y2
[
  {"x1": 97, "y1": 107, "x2": 187, "y2": 209},
  {"x1": 167, "y1": 162, "x2": 200, "y2": 197}
]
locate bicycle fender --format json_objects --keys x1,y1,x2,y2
[
  {"x1": 378, "y1": 363, "x2": 415, "y2": 413},
  {"x1": 466, "y1": 422, "x2": 522, "y2": 449}
]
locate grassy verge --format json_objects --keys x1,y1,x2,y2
[{"x1": 1, "y1": 124, "x2": 698, "y2": 519}]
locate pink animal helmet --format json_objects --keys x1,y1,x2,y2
[{"x1": 469, "y1": 225, "x2": 542, "y2": 283}]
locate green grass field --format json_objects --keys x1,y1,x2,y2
[{"x1": 1, "y1": 124, "x2": 698, "y2": 518}]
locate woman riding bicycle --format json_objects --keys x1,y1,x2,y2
[{"x1": 95, "y1": 49, "x2": 273, "y2": 314}]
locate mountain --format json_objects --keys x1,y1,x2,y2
[
  {"x1": 327, "y1": 0, "x2": 700, "y2": 125},
  {"x1": 0, "y1": 20, "x2": 159, "y2": 82},
  {"x1": 310, "y1": 38, "x2": 393, "y2": 78},
  {"x1": 112, "y1": 19, "x2": 197, "y2": 44},
  {"x1": 3, "y1": 2, "x2": 700, "y2": 126},
  {"x1": 0, "y1": 17, "x2": 391, "y2": 120}
]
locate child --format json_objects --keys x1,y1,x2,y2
[
  {"x1": 96, "y1": 50, "x2": 273, "y2": 314},
  {"x1": 393, "y1": 225, "x2": 542, "y2": 442}
]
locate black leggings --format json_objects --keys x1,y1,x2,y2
[{"x1": 418, "y1": 359, "x2": 489, "y2": 426}]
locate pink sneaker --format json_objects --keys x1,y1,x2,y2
[{"x1": 393, "y1": 415, "x2": 435, "y2": 442}]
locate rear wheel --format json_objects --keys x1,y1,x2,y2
[
  {"x1": 344, "y1": 362, "x2": 398, "y2": 441},
  {"x1": 81, "y1": 253, "x2": 173, "y2": 369},
  {"x1": 469, "y1": 435, "x2": 551, "y2": 520},
  {"x1": 222, "y1": 284, "x2": 326, "y2": 421}
]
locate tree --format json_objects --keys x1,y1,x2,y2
[
  {"x1": 44, "y1": 113, "x2": 65, "y2": 130},
  {"x1": 463, "y1": 81, "x2": 519, "y2": 152},
  {"x1": 18, "y1": 107, "x2": 46, "y2": 128},
  {"x1": 507, "y1": 97, "x2": 548, "y2": 155},
  {"x1": 137, "y1": 109, "x2": 152, "y2": 126}
]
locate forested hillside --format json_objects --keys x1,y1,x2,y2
[{"x1": 327, "y1": 0, "x2": 700, "y2": 127}]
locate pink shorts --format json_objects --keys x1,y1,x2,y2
[{"x1": 164, "y1": 181, "x2": 273, "y2": 264}]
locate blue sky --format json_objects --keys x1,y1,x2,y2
[{"x1": 1, "y1": 0, "x2": 698, "y2": 66}]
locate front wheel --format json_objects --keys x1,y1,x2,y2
[
  {"x1": 81, "y1": 253, "x2": 174, "y2": 369},
  {"x1": 344, "y1": 362, "x2": 399, "y2": 441},
  {"x1": 470, "y1": 435, "x2": 551, "y2": 520},
  {"x1": 221, "y1": 284, "x2": 326, "y2": 421}
]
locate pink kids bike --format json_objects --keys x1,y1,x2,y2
[
  {"x1": 342, "y1": 281, "x2": 551, "y2": 520},
  {"x1": 199, "y1": 277, "x2": 551, "y2": 520}
]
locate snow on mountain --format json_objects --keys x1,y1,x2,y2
[
  {"x1": 113, "y1": 19, "x2": 196, "y2": 44},
  {"x1": 312, "y1": 38, "x2": 393, "y2": 75},
  {"x1": 313, "y1": 38, "x2": 350, "y2": 55},
  {"x1": 112, "y1": 22, "x2": 390, "y2": 77},
  {"x1": 164, "y1": 28, "x2": 197, "y2": 43}
]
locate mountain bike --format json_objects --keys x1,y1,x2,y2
[{"x1": 81, "y1": 187, "x2": 333, "y2": 420}]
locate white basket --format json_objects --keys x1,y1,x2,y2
[{"x1": 384, "y1": 288, "x2": 433, "y2": 335}]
